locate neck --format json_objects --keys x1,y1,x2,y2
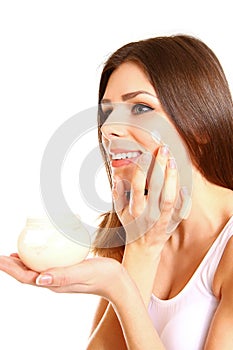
[{"x1": 176, "y1": 171, "x2": 233, "y2": 245}]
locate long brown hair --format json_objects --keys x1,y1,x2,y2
[{"x1": 92, "y1": 34, "x2": 233, "y2": 259}]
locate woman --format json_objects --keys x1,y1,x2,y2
[{"x1": 0, "y1": 35, "x2": 233, "y2": 350}]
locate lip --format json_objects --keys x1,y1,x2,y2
[
  {"x1": 109, "y1": 149, "x2": 142, "y2": 168},
  {"x1": 109, "y1": 148, "x2": 142, "y2": 155}
]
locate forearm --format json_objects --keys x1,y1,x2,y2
[
  {"x1": 87, "y1": 267, "x2": 132, "y2": 350},
  {"x1": 122, "y1": 242, "x2": 163, "y2": 306},
  {"x1": 112, "y1": 279, "x2": 165, "y2": 350},
  {"x1": 87, "y1": 269, "x2": 165, "y2": 350},
  {"x1": 87, "y1": 253, "x2": 164, "y2": 350}
]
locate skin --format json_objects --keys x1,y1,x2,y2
[{"x1": 0, "y1": 62, "x2": 233, "y2": 349}]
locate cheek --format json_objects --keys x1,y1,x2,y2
[
  {"x1": 133, "y1": 131, "x2": 161, "y2": 156},
  {"x1": 129, "y1": 113, "x2": 168, "y2": 150}
]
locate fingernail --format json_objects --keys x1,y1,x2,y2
[
  {"x1": 169, "y1": 158, "x2": 176, "y2": 169},
  {"x1": 160, "y1": 145, "x2": 169, "y2": 156},
  {"x1": 36, "y1": 274, "x2": 53, "y2": 286}
]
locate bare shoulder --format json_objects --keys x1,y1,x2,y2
[{"x1": 213, "y1": 234, "x2": 233, "y2": 300}]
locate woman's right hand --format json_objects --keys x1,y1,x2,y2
[
  {"x1": 0, "y1": 252, "x2": 135, "y2": 304},
  {"x1": 111, "y1": 146, "x2": 184, "y2": 305},
  {"x1": 0, "y1": 253, "x2": 39, "y2": 285},
  {"x1": 112, "y1": 145, "x2": 182, "y2": 249}
]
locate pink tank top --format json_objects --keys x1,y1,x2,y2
[{"x1": 148, "y1": 216, "x2": 233, "y2": 350}]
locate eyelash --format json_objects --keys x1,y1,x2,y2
[
  {"x1": 101, "y1": 103, "x2": 154, "y2": 121},
  {"x1": 131, "y1": 103, "x2": 154, "y2": 115}
]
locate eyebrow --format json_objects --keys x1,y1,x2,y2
[{"x1": 101, "y1": 90, "x2": 156, "y2": 104}]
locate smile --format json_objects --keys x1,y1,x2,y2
[
  {"x1": 109, "y1": 149, "x2": 142, "y2": 168},
  {"x1": 111, "y1": 151, "x2": 142, "y2": 160}
]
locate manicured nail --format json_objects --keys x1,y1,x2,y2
[
  {"x1": 160, "y1": 145, "x2": 169, "y2": 156},
  {"x1": 169, "y1": 158, "x2": 176, "y2": 169},
  {"x1": 36, "y1": 274, "x2": 53, "y2": 286}
]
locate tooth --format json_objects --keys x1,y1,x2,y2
[{"x1": 112, "y1": 151, "x2": 141, "y2": 160}]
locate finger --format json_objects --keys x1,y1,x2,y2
[
  {"x1": 177, "y1": 186, "x2": 192, "y2": 219},
  {"x1": 160, "y1": 158, "x2": 178, "y2": 212},
  {"x1": 147, "y1": 145, "x2": 170, "y2": 220},
  {"x1": 0, "y1": 256, "x2": 39, "y2": 284},
  {"x1": 157, "y1": 158, "x2": 178, "y2": 234},
  {"x1": 112, "y1": 176, "x2": 128, "y2": 214},
  {"x1": 35, "y1": 258, "x2": 94, "y2": 287},
  {"x1": 47, "y1": 283, "x2": 94, "y2": 294},
  {"x1": 129, "y1": 152, "x2": 152, "y2": 217},
  {"x1": 165, "y1": 186, "x2": 192, "y2": 233},
  {"x1": 10, "y1": 253, "x2": 20, "y2": 258}
]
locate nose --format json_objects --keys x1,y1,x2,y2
[
  {"x1": 101, "y1": 121, "x2": 127, "y2": 139},
  {"x1": 100, "y1": 107, "x2": 129, "y2": 140}
]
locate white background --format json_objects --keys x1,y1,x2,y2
[{"x1": 0, "y1": 1, "x2": 232, "y2": 349}]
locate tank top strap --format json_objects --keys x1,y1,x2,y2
[{"x1": 195, "y1": 216, "x2": 233, "y2": 295}]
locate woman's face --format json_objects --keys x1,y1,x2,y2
[{"x1": 100, "y1": 61, "x2": 191, "y2": 189}]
